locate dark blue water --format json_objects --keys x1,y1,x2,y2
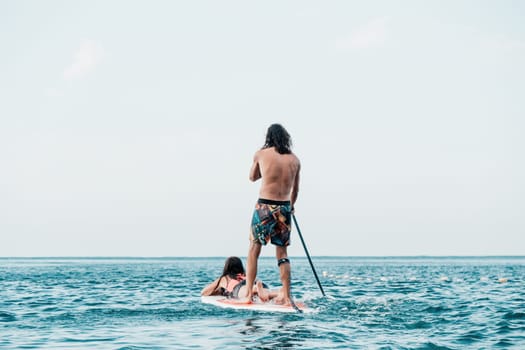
[{"x1": 1, "y1": 257, "x2": 524, "y2": 349}]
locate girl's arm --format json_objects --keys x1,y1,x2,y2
[{"x1": 201, "y1": 276, "x2": 225, "y2": 296}]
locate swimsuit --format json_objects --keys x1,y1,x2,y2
[
  {"x1": 251, "y1": 198, "x2": 292, "y2": 247},
  {"x1": 221, "y1": 274, "x2": 246, "y2": 298},
  {"x1": 222, "y1": 275, "x2": 269, "y2": 298},
  {"x1": 231, "y1": 280, "x2": 246, "y2": 298}
]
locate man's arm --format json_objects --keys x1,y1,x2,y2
[
  {"x1": 291, "y1": 162, "x2": 300, "y2": 207},
  {"x1": 249, "y1": 152, "x2": 261, "y2": 182}
]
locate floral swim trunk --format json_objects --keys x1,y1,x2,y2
[{"x1": 250, "y1": 198, "x2": 292, "y2": 247}]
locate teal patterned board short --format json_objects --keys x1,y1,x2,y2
[{"x1": 250, "y1": 198, "x2": 292, "y2": 247}]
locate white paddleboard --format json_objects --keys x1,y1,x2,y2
[{"x1": 201, "y1": 295, "x2": 313, "y2": 313}]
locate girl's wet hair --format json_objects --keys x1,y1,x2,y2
[
  {"x1": 263, "y1": 124, "x2": 292, "y2": 154},
  {"x1": 221, "y1": 256, "x2": 245, "y2": 278}
]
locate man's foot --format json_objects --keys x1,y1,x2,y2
[
  {"x1": 256, "y1": 280, "x2": 270, "y2": 302},
  {"x1": 273, "y1": 290, "x2": 292, "y2": 306},
  {"x1": 273, "y1": 296, "x2": 293, "y2": 306}
]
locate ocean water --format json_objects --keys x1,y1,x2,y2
[{"x1": 0, "y1": 257, "x2": 524, "y2": 349}]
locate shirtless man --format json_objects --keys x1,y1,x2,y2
[{"x1": 243, "y1": 124, "x2": 300, "y2": 305}]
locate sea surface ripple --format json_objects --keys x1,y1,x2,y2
[{"x1": 0, "y1": 256, "x2": 524, "y2": 349}]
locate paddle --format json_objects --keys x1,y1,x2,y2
[{"x1": 292, "y1": 214, "x2": 326, "y2": 297}]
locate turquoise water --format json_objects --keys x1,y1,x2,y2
[{"x1": 1, "y1": 257, "x2": 524, "y2": 349}]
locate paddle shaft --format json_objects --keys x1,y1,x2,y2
[{"x1": 292, "y1": 214, "x2": 326, "y2": 297}]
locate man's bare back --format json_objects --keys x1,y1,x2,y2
[{"x1": 249, "y1": 147, "x2": 300, "y2": 203}]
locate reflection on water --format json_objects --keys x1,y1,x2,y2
[
  {"x1": 238, "y1": 317, "x2": 311, "y2": 349},
  {"x1": 240, "y1": 318, "x2": 262, "y2": 335}
]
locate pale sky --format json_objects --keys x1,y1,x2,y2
[{"x1": 1, "y1": 1, "x2": 524, "y2": 257}]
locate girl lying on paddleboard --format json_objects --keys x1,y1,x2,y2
[{"x1": 201, "y1": 256, "x2": 279, "y2": 302}]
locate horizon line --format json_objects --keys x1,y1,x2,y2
[{"x1": 1, "y1": 255, "x2": 524, "y2": 259}]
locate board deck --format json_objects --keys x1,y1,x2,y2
[{"x1": 201, "y1": 295, "x2": 312, "y2": 313}]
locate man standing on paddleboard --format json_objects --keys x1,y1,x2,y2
[{"x1": 243, "y1": 123, "x2": 301, "y2": 306}]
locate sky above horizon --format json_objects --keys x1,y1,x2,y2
[{"x1": 1, "y1": 1, "x2": 524, "y2": 257}]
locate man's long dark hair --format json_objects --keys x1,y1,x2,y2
[{"x1": 263, "y1": 123, "x2": 292, "y2": 154}]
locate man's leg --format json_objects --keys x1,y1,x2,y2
[
  {"x1": 275, "y1": 245, "x2": 291, "y2": 304},
  {"x1": 244, "y1": 240, "x2": 261, "y2": 300}
]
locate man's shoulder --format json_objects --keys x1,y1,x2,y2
[
  {"x1": 258, "y1": 147, "x2": 299, "y2": 162},
  {"x1": 257, "y1": 147, "x2": 276, "y2": 157},
  {"x1": 254, "y1": 148, "x2": 265, "y2": 157}
]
